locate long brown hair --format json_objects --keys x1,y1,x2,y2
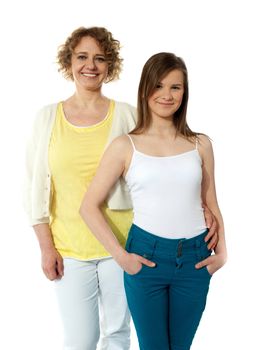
[{"x1": 132, "y1": 52, "x2": 199, "y2": 139}]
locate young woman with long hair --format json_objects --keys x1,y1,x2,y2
[{"x1": 80, "y1": 52, "x2": 226, "y2": 350}]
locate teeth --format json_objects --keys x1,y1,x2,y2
[{"x1": 82, "y1": 73, "x2": 97, "y2": 77}]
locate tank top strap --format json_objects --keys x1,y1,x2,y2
[{"x1": 127, "y1": 134, "x2": 136, "y2": 151}]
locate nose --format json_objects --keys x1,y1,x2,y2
[
  {"x1": 162, "y1": 89, "x2": 173, "y2": 101},
  {"x1": 86, "y1": 57, "x2": 96, "y2": 70}
]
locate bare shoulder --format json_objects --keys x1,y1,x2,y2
[
  {"x1": 197, "y1": 134, "x2": 211, "y2": 147},
  {"x1": 104, "y1": 135, "x2": 133, "y2": 162},
  {"x1": 197, "y1": 134, "x2": 214, "y2": 161},
  {"x1": 197, "y1": 134, "x2": 213, "y2": 150},
  {"x1": 109, "y1": 134, "x2": 132, "y2": 150}
]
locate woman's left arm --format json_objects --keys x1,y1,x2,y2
[{"x1": 195, "y1": 135, "x2": 227, "y2": 274}]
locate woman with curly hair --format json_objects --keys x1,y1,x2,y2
[{"x1": 24, "y1": 27, "x2": 218, "y2": 350}]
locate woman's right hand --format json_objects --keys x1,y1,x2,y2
[
  {"x1": 118, "y1": 252, "x2": 156, "y2": 275},
  {"x1": 41, "y1": 247, "x2": 64, "y2": 281}
]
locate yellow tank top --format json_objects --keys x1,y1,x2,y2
[{"x1": 49, "y1": 101, "x2": 133, "y2": 260}]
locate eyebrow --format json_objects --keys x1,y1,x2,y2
[
  {"x1": 158, "y1": 82, "x2": 183, "y2": 86},
  {"x1": 73, "y1": 51, "x2": 105, "y2": 56}
]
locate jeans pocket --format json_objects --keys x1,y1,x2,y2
[
  {"x1": 126, "y1": 264, "x2": 144, "y2": 276},
  {"x1": 196, "y1": 244, "x2": 213, "y2": 278},
  {"x1": 125, "y1": 236, "x2": 155, "y2": 277},
  {"x1": 126, "y1": 237, "x2": 155, "y2": 259}
]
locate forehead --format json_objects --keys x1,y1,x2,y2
[
  {"x1": 160, "y1": 69, "x2": 184, "y2": 84},
  {"x1": 74, "y1": 36, "x2": 104, "y2": 54}
]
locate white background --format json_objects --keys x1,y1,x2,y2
[{"x1": 0, "y1": 0, "x2": 257, "y2": 349}]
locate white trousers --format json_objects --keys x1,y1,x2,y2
[{"x1": 55, "y1": 257, "x2": 130, "y2": 350}]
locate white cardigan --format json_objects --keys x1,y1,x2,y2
[{"x1": 24, "y1": 101, "x2": 137, "y2": 225}]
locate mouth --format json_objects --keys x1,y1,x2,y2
[
  {"x1": 157, "y1": 102, "x2": 174, "y2": 106},
  {"x1": 81, "y1": 73, "x2": 98, "y2": 78}
]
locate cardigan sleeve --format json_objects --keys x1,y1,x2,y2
[
  {"x1": 23, "y1": 104, "x2": 57, "y2": 226},
  {"x1": 23, "y1": 108, "x2": 45, "y2": 224}
]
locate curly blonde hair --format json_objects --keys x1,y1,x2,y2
[{"x1": 57, "y1": 27, "x2": 123, "y2": 82}]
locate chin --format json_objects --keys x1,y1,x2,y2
[{"x1": 82, "y1": 82, "x2": 102, "y2": 89}]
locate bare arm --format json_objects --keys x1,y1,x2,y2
[
  {"x1": 33, "y1": 224, "x2": 64, "y2": 280},
  {"x1": 195, "y1": 135, "x2": 227, "y2": 273},
  {"x1": 79, "y1": 136, "x2": 155, "y2": 274},
  {"x1": 202, "y1": 204, "x2": 218, "y2": 250}
]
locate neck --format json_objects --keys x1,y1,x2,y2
[
  {"x1": 147, "y1": 116, "x2": 177, "y2": 138},
  {"x1": 71, "y1": 87, "x2": 107, "y2": 108}
]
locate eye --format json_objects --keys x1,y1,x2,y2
[
  {"x1": 155, "y1": 83, "x2": 162, "y2": 89},
  {"x1": 77, "y1": 55, "x2": 87, "y2": 60},
  {"x1": 95, "y1": 56, "x2": 106, "y2": 62},
  {"x1": 171, "y1": 85, "x2": 182, "y2": 90}
]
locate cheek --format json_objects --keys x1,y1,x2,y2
[
  {"x1": 102, "y1": 62, "x2": 109, "y2": 72},
  {"x1": 176, "y1": 92, "x2": 184, "y2": 104},
  {"x1": 68, "y1": 66, "x2": 76, "y2": 80},
  {"x1": 99, "y1": 65, "x2": 109, "y2": 79},
  {"x1": 147, "y1": 94, "x2": 158, "y2": 107},
  {"x1": 150, "y1": 92, "x2": 159, "y2": 100},
  {"x1": 147, "y1": 99, "x2": 156, "y2": 111},
  {"x1": 70, "y1": 63, "x2": 81, "y2": 75}
]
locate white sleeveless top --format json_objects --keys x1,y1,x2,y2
[{"x1": 125, "y1": 135, "x2": 207, "y2": 239}]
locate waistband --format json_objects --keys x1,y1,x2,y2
[{"x1": 129, "y1": 224, "x2": 209, "y2": 250}]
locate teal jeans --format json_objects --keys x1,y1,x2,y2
[{"x1": 124, "y1": 224, "x2": 212, "y2": 350}]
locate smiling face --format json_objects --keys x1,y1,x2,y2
[
  {"x1": 148, "y1": 69, "x2": 184, "y2": 120},
  {"x1": 70, "y1": 36, "x2": 109, "y2": 91}
]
